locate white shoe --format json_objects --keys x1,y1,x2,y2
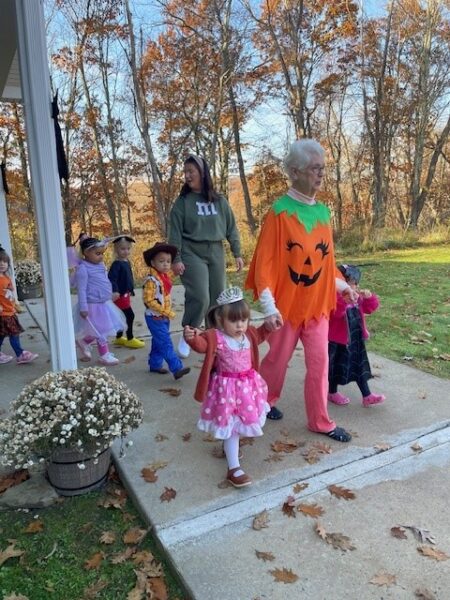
[
  {"x1": 76, "y1": 339, "x2": 92, "y2": 361},
  {"x1": 177, "y1": 336, "x2": 190, "y2": 358},
  {"x1": 98, "y1": 352, "x2": 119, "y2": 365}
]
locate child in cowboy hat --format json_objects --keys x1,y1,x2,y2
[{"x1": 143, "y1": 242, "x2": 190, "y2": 380}]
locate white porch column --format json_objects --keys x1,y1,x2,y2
[
  {"x1": 15, "y1": 0, "x2": 77, "y2": 371},
  {"x1": 0, "y1": 174, "x2": 17, "y2": 293}
]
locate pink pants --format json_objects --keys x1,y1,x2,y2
[{"x1": 260, "y1": 316, "x2": 335, "y2": 433}]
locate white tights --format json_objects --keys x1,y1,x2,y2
[{"x1": 223, "y1": 434, "x2": 243, "y2": 475}]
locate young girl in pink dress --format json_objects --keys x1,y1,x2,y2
[{"x1": 184, "y1": 287, "x2": 275, "y2": 488}]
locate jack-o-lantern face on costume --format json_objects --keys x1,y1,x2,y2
[{"x1": 286, "y1": 238, "x2": 330, "y2": 287}]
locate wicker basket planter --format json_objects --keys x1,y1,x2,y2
[
  {"x1": 16, "y1": 283, "x2": 42, "y2": 301},
  {"x1": 47, "y1": 447, "x2": 111, "y2": 496}
]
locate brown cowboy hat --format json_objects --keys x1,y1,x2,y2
[{"x1": 143, "y1": 242, "x2": 178, "y2": 266}]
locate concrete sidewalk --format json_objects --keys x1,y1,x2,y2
[{"x1": 1, "y1": 288, "x2": 449, "y2": 599}]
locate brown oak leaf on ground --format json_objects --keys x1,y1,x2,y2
[
  {"x1": 83, "y1": 579, "x2": 108, "y2": 599},
  {"x1": 141, "y1": 468, "x2": 158, "y2": 483},
  {"x1": 252, "y1": 509, "x2": 270, "y2": 530},
  {"x1": 132, "y1": 550, "x2": 155, "y2": 565},
  {"x1": 0, "y1": 469, "x2": 29, "y2": 494},
  {"x1": 110, "y1": 547, "x2": 135, "y2": 564},
  {"x1": 0, "y1": 543, "x2": 25, "y2": 567},
  {"x1": 374, "y1": 442, "x2": 392, "y2": 452},
  {"x1": 268, "y1": 567, "x2": 299, "y2": 584},
  {"x1": 297, "y1": 503, "x2": 324, "y2": 518},
  {"x1": 411, "y1": 442, "x2": 423, "y2": 453},
  {"x1": 240, "y1": 437, "x2": 254, "y2": 447},
  {"x1": 293, "y1": 482, "x2": 309, "y2": 494},
  {"x1": 84, "y1": 552, "x2": 104, "y2": 570},
  {"x1": 99, "y1": 530, "x2": 116, "y2": 544},
  {"x1": 23, "y1": 519, "x2": 44, "y2": 534},
  {"x1": 415, "y1": 587, "x2": 436, "y2": 599},
  {"x1": 123, "y1": 527, "x2": 148, "y2": 545},
  {"x1": 315, "y1": 522, "x2": 355, "y2": 551},
  {"x1": 328, "y1": 484, "x2": 356, "y2": 500},
  {"x1": 158, "y1": 388, "x2": 181, "y2": 397},
  {"x1": 282, "y1": 495, "x2": 296, "y2": 518},
  {"x1": 311, "y1": 441, "x2": 332, "y2": 454},
  {"x1": 302, "y1": 448, "x2": 320, "y2": 464},
  {"x1": 123, "y1": 355, "x2": 136, "y2": 364},
  {"x1": 160, "y1": 487, "x2": 177, "y2": 502},
  {"x1": 255, "y1": 550, "x2": 275, "y2": 562},
  {"x1": 390, "y1": 526, "x2": 407, "y2": 539},
  {"x1": 271, "y1": 439, "x2": 304, "y2": 453},
  {"x1": 401, "y1": 525, "x2": 435, "y2": 544},
  {"x1": 417, "y1": 545, "x2": 449, "y2": 561},
  {"x1": 369, "y1": 572, "x2": 397, "y2": 586},
  {"x1": 182, "y1": 433, "x2": 191, "y2": 442}
]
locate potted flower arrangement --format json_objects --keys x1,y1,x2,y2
[
  {"x1": 0, "y1": 367, "x2": 143, "y2": 496},
  {"x1": 14, "y1": 259, "x2": 42, "y2": 300}
]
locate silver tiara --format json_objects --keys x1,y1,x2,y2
[{"x1": 216, "y1": 286, "x2": 244, "y2": 306}]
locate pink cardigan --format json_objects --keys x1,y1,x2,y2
[
  {"x1": 328, "y1": 293, "x2": 380, "y2": 345},
  {"x1": 187, "y1": 325, "x2": 270, "y2": 403}
]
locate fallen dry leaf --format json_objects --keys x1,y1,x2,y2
[
  {"x1": 240, "y1": 437, "x2": 254, "y2": 447},
  {"x1": 268, "y1": 567, "x2": 299, "y2": 584},
  {"x1": 123, "y1": 528, "x2": 148, "y2": 545},
  {"x1": 293, "y1": 482, "x2": 309, "y2": 494},
  {"x1": 255, "y1": 550, "x2": 275, "y2": 562},
  {"x1": 315, "y1": 522, "x2": 328, "y2": 540},
  {"x1": 123, "y1": 355, "x2": 136, "y2": 364},
  {"x1": 252, "y1": 509, "x2": 270, "y2": 530},
  {"x1": 264, "y1": 454, "x2": 284, "y2": 463},
  {"x1": 0, "y1": 543, "x2": 25, "y2": 566},
  {"x1": 0, "y1": 470, "x2": 29, "y2": 494},
  {"x1": 411, "y1": 443, "x2": 423, "y2": 453},
  {"x1": 438, "y1": 353, "x2": 450, "y2": 361},
  {"x1": 160, "y1": 487, "x2": 176, "y2": 502},
  {"x1": 110, "y1": 547, "x2": 135, "y2": 564},
  {"x1": 83, "y1": 579, "x2": 108, "y2": 598},
  {"x1": 3, "y1": 595, "x2": 29, "y2": 600},
  {"x1": 297, "y1": 503, "x2": 324, "y2": 519},
  {"x1": 158, "y1": 388, "x2": 181, "y2": 397},
  {"x1": 271, "y1": 439, "x2": 304, "y2": 453},
  {"x1": 374, "y1": 443, "x2": 392, "y2": 452},
  {"x1": 282, "y1": 496, "x2": 296, "y2": 518},
  {"x1": 212, "y1": 445, "x2": 225, "y2": 458},
  {"x1": 390, "y1": 526, "x2": 407, "y2": 539},
  {"x1": 401, "y1": 525, "x2": 435, "y2": 544},
  {"x1": 23, "y1": 520, "x2": 44, "y2": 534},
  {"x1": 302, "y1": 448, "x2": 321, "y2": 464},
  {"x1": 182, "y1": 433, "x2": 191, "y2": 442},
  {"x1": 311, "y1": 441, "x2": 332, "y2": 454},
  {"x1": 99, "y1": 531, "x2": 116, "y2": 545},
  {"x1": 141, "y1": 468, "x2": 158, "y2": 483},
  {"x1": 325, "y1": 532, "x2": 356, "y2": 552},
  {"x1": 84, "y1": 552, "x2": 104, "y2": 570},
  {"x1": 202, "y1": 433, "x2": 216, "y2": 442},
  {"x1": 149, "y1": 577, "x2": 168, "y2": 600},
  {"x1": 132, "y1": 550, "x2": 155, "y2": 565},
  {"x1": 155, "y1": 433, "x2": 169, "y2": 442},
  {"x1": 415, "y1": 587, "x2": 436, "y2": 599},
  {"x1": 147, "y1": 460, "x2": 169, "y2": 471},
  {"x1": 369, "y1": 571, "x2": 397, "y2": 587},
  {"x1": 97, "y1": 494, "x2": 126, "y2": 510},
  {"x1": 417, "y1": 545, "x2": 449, "y2": 561},
  {"x1": 328, "y1": 484, "x2": 356, "y2": 500}
]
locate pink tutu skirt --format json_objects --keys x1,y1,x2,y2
[{"x1": 73, "y1": 300, "x2": 126, "y2": 340}]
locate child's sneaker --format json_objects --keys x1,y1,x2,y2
[
  {"x1": 124, "y1": 338, "x2": 145, "y2": 349},
  {"x1": 328, "y1": 392, "x2": 350, "y2": 405},
  {"x1": 0, "y1": 352, "x2": 14, "y2": 364},
  {"x1": 76, "y1": 339, "x2": 92, "y2": 361},
  {"x1": 114, "y1": 336, "x2": 128, "y2": 346},
  {"x1": 16, "y1": 350, "x2": 39, "y2": 364},
  {"x1": 98, "y1": 352, "x2": 119, "y2": 365},
  {"x1": 177, "y1": 337, "x2": 191, "y2": 358}
]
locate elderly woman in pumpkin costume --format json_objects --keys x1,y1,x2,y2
[{"x1": 245, "y1": 139, "x2": 356, "y2": 442}]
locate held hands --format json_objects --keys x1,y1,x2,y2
[
  {"x1": 358, "y1": 288, "x2": 372, "y2": 299},
  {"x1": 172, "y1": 262, "x2": 185, "y2": 276},
  {"x1": 184, "y1": 325, "x2": 200, "y2": 340},
  {"x1": 235, "y1": 257, "x2": 244, "y2": 272},
  {"x1": 264, "y1": 313, "x2": 283, "y2": 332},
  {"x1": 112, "y1": 292, "x2": 120, "y2": 302},
  {"x1": 342, "y1": 286, "x2": 359, "y2": 304}
]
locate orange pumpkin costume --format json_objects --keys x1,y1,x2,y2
[{"x1": 245, "y1": 194, "x2": 338, "y2": 433}]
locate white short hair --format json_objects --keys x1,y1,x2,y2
[{"x1": 283, "y1": 139, "x2": 325, "y2": 179}]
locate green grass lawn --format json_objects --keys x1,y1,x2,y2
[
  {"x1": 229, "y1": 244, "x2": 450, "y2": 380},
  {"x1": 0, "y1": 476, "x2": 186, "y2": 600}
]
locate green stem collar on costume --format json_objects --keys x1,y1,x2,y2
[{"x1": 272, "y1": 195, "x2": 331, "y2": 232}]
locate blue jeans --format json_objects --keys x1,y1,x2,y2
[
  {"x1": 145, "y1": 315, "x2": 183, "y2": 373},
  {"x1": 0, "y1": 335, "x2": 23, "y2": 357}
]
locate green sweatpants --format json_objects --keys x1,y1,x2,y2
[{"x1": 180, "y1": 239, "x2": 226, "y2": 327}]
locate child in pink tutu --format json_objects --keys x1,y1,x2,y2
[
  {"x1": 72, "y1": 236, "x2": 125, "y2": 365},
  {"x1": 184, "y1": 287, "x2": 276, "y2": 488}
]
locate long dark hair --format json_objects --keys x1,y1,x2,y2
[{"x1": 179, "y1": 155, "x2": 219, "y2": 203}]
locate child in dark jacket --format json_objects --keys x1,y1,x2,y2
[{"x1": 328, "y1": 265, "x2": 385, "y2": 407}]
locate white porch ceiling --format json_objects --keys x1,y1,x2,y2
[{"x1": 0, "y1": 0, "x2": 22, "y2": 101}]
